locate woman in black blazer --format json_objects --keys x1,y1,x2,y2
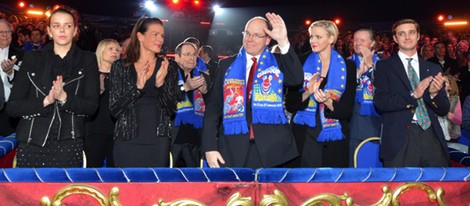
[
  {"x1": 7, "y1": 7, "x2": 100, "y2": 167},
  {"x1": 286, "y1": 20, "x2": 356, "y2": 167},
  {"x1": 109, "y1": 17, "x2": 181, "y2": 167}
]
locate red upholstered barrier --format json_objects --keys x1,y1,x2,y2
[{"x1": 0, "y1": 181, "x2": 468, "y2": 205}]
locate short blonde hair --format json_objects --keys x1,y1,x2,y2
[
  {"x1": 309, "y1": 20, "x2": 339, "y2": 45},
  {"x1": 95, "y1": 39, "x2": 120, "y2": 69}
]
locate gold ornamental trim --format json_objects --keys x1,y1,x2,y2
[
  {"x1": 154, "y1": 199, "x2": 206, "y2": 206},
  {"x1": 154, "y1": 192, "x2": 253, "y2": 206},
  {"x1": 36, "y1": 182, "x2": 448, "y2": 206},
  {"x1": 40, "y1": 185, "x2": 121, "y2": 206},
  {"x1": 392, "y1": 182, "x2": 446, "y2": 206},
  {"x1": 226, "y1": 192, "x2": 254, "y2": 206},
  {"x1": 300, "y1": 192, "x2": 355, "y2": 206},
  {"x1": 259, "y1": 189, "x2": 288, "y2": 206}
]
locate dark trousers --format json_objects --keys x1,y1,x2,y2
[
  {"x1": 289, "y1": 124, "x2": 349, "y2": 168},
  {"x1": 383, "y1": 124, "x2": 450, "y2": 167},
  {"x1": 244, "y1": 141, "x2": 262, "y2": 168},
  {"x1": 84, "y1": 133, "x2": 114, "y2": 167},
  {"x1": 172, "y1": 143, "x2": 200, "y2": 167}
]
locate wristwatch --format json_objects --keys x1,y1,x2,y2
[{"x1": 57, "y1": 98, "x2": 67, "y2": 106}]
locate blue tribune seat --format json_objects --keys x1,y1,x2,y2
[{"x1": 354, "y1": 137, "x2": 383, "y2": 168}]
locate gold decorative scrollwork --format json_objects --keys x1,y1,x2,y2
[
  {"x1": 371, "y1": 186, "x2": 392, "y2": 206},
  {"x1": 153, "y1": 191, "x2": 253, "y2": 206},
  {"x1": 40, "y1": 185, "x2": 121, "y2": 206},
  {"x1": 154, "y1": 199, "x2": 206, "y2": 206},
  {"x1": 392, "y1": 182, "x2": 446, "y2": 206},
  {"x1": 300, "y1": 192, "x2": 355, "y2": 206},
  {"x1": 226, "y1": 192, "x2": 254, "y2": 206},
  {"x1": 259, "y1": 189, "x2": 288, "y2": 206}
]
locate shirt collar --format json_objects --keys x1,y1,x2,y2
[{"x1": 398, "y1": 50, "x2": 418, "y2": 62}]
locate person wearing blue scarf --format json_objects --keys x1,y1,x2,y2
[
  {"x1": 348, "y1": 29, "x2": 383, "y2": 167},
  {"x1": 201, "y1": 13, "x2": 303, "y2": 168},
  {"x1": 172, "y1": 42, "x2": 210, "y2": 167},
  {"x1": 286, "y1": 20, "x2": 356, "y2": 168}
]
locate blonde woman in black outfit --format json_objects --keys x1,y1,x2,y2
[
  {"x1": 84, "y1": 39, "x2": 121, "y2": 167},
  {"x1": 7, "y1": 7, "x2": 100, "y2": 167},
  {"x1": 109, "y1": 17, "x2": 181, "y2": 167}
]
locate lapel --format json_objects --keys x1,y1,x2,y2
[
  {"x1": 418, "y1": 57, "x2": 431, "y2": 80},
  {"x1": 390, "y1": 55, "x2": 412, "y2": 91}
]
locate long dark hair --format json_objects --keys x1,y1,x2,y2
[{"x1": 124, "y1": 17, "x2": 163, "y2": 67}]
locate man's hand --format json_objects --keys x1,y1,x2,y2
[
  {"x1": 184, "y1": 75, "x2": 205, "y2": 91},
  {"x1": 1, "y1": 58, "x2": 16, "y2": 76},
  {"x1": 205, "y1": 151, "x2": 225, "y2": 168},
  {"x1": 264, "y1": 12, "x2": 289, "y2": 48},
  {"x1": 429, "y1": 72, "x2": 445, "y2": 96},
  {"x1": 413, "y1": 76, "x2": 433, "y2": 99},
  {"x1": 357, "y1": 47, "x2": 374, "y2": 77}
]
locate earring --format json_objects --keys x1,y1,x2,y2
[{"x1": 49, "y1": 35, "x2": 53, "y2": 39}]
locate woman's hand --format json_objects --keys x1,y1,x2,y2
[
  {"x1": 155, "y1": 57, "x2": 169, "y2": 87},
  {"x1": 52, "y1": 75, "x2": 67, "y2": 102},
  {"x1": 136, "y1": 61, "x2": 150, "y2": 89}
]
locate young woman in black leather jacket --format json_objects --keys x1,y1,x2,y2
[{"x1": 7, "y1": 7, "x2": 99, "y2": 167}]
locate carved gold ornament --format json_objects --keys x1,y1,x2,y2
[
  {"x1": 392, "y1": 182, "x2": 446, "y2": 206},
  {"x1": 226, "y1": 192, "x2": 254, "y2": 206},
  {"x1": 259, "y1": 189, "x2": 288, "y2": 206},
  {"x1": 40, "y1": 185, "x2": 121, "y2": 206}
]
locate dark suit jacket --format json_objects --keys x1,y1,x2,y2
[
  {"x1": 427, "y1": 56, "x2": 458, "y2": 74},
  {"x1": 374, "y1": 55, "x2": 450, "y2": 161},
  {"x1": 201, "y1": 46, "x2": 303, "y2": 167}
]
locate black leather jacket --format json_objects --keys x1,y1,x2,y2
[
  {"x1": 7, "y1": 44, "x2": 100, "y2": 146},
  {"x1": 109, "y1": 57, "x2": 181, "y2": 141}
]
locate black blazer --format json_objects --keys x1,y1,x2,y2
[
  {"x1": 374, "y1": 55, "x2": 450, "y2": 161},
  {"x1": 201, "y1": 46, "x2": 303, "y2": 167},
  {"x1": 6, "y1": 44, "x2": 99, "y2": 146}
]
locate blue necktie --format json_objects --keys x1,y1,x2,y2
[{"x1": 406, "y1": 58, "x2": 431, "y2": 130}]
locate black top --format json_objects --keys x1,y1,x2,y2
[
  {"x1": 133, "y1": 66, "x2": 162, "y2": 144},
  {"x1": 86, "y1": 72, "x2": 115, "y2": 135}
]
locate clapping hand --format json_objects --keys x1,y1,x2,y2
[
  {"x1": 358, "y1": 47, "x2": 374, "y2": 77},
  {"x1": 1, "y1": 58, "x2": 17, "y2": 76},
  {"x1": 136, "y1": 61, "x2": 150, "y2": 89},
  {"x1": 307, "y1": 73, "x2": 323, "y2": 95},
  {"x1": 155, "y1": 57, "x2": 169, "y2": 87},
  {"x1": 429, "y1": 72, "x2": 445, "y2": 96}
]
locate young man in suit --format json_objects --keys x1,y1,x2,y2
[
  {"x1": 201, "y1": 13, "x2": 303, "y2": 168},
  {"x1": 374, "y1": 19, "x2": 451, "y2": 167}
]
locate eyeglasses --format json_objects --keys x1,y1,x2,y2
[
  {"x1": 0, "y1": 31, "x2": 12, "y2": 36},
  {"x1": 181, "y1": 53, "x2": 197, "y2": 58},
  {"x1": 242, "y1": 31, "x2": 266, "y2": 40}
]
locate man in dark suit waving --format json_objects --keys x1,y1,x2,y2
[
  {"x1": 202, "y1": 13, "x2": 303, "y2": 168},
  {"x1": 374, "y1": 19, "x2": 450, "y2": 167}
]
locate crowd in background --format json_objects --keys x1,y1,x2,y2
[{"x1": 0, "y1": 9, "x2": 469, "y2": 168}]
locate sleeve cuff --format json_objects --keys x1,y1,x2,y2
[{"x1": 279, "y1": 43, "x2": 290, "y2": 55}]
